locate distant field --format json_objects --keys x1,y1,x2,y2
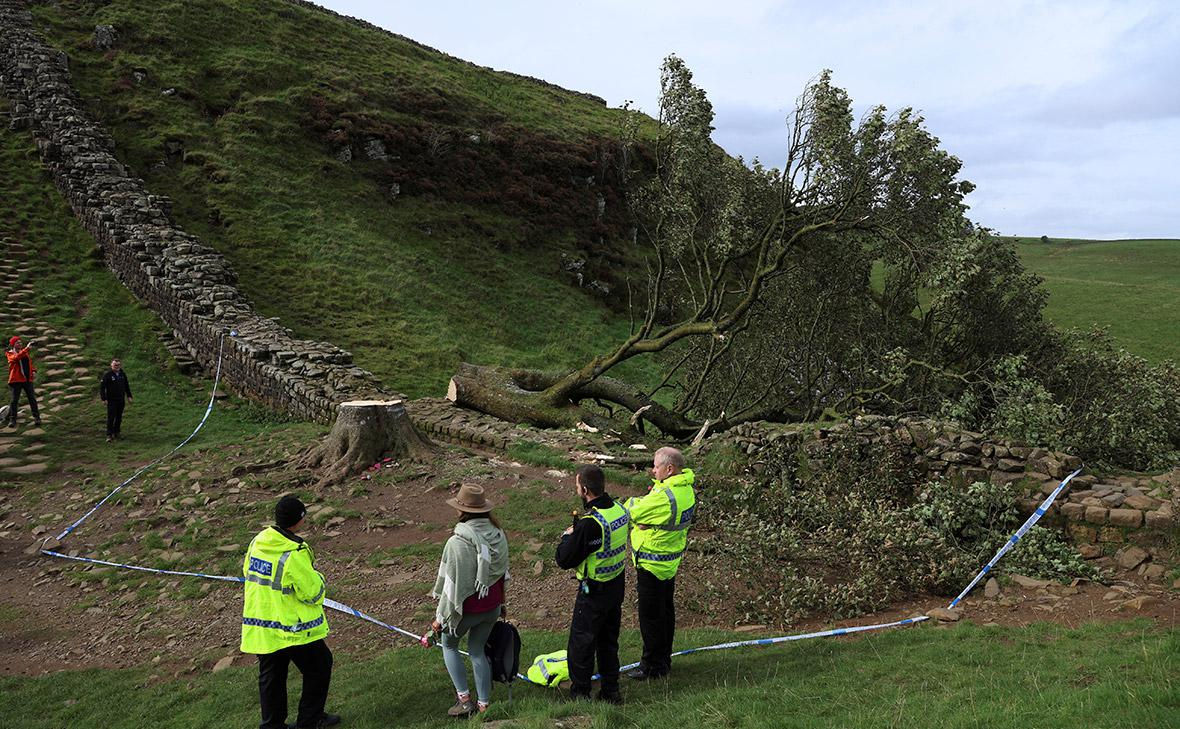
[{"x1": 1012, "y1": 237, "x2": 1180, "y2": 363}]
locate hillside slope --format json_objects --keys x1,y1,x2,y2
[
  {"x1": 1012, "y1": 237, "x2": 1180, "y2": 362},
  {"x1": 29, "y1": 0, "x2": 655, "y2": 397}
]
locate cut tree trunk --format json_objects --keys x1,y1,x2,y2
[
  {"x1": 301, "y1": 400, "x2": 433, "y2": 486},
  {"x1": 446, "y1": 363, "x2": 700, "y2": 438}
]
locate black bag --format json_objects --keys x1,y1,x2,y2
[{"x1": 485, "y1": 619, "x2": 522, "y2": 685}]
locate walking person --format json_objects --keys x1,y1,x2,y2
[
  {"x1": 555, "y1": 465, "x2": 628, "y2": 704},
  {"x1": 5, "y1": 335, "x2": 40, "y2": 428},
  {"x1": 99, "y1": 358, "x2": 132, "y2": 441},
  {"x1": 624, "y1": 447, "x2": 696, "y2": 681},
  {"x1": 427, "y1": 483, "x2": 510, "y2": 717},
  {"x1": 241, "y1": 496, "x2": 340, "y2": 729}
]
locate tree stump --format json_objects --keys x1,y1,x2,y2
[{"x1": 301, "y1": 400, "x2": 433, "y2": 486}]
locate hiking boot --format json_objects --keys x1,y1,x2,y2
[
  {"x1": 566, "y1": 690, "x2": 592, "y2": 703},
  {"x1": 446, "y1": 698, "x2": 476, "y2": 718},
  {"x1": 596, "y1": 691, "x2": 624, "y2": 705}
]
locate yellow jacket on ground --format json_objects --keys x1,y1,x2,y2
[
  {"x1": 625, "y1": 468, "x2": 696, "y2": 580},
  {"x1": 240, "y1": 526, "x2": 329, "y2": 654}
]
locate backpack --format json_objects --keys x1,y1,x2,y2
[{"x1": 484, "y1": 620, "x2": 522, "y2": 685}]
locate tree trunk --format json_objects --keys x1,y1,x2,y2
[
  {"x1": 446, "y1": 363, "x2": 700, "y2": 438},
  {"x1": 301, "y1": 400, "x2": 433, "y2": 486}
]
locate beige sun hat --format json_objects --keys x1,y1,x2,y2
[{"x1": 446, "y1": 483, "x2": 494, "y2": 513}]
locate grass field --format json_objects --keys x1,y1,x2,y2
[
  {"x1": 1012, "y1": 237, "x2": 1180, "y2": 363},
  {"x1": 1, "y1": 621, "x2": 1175, "y2": 729}
]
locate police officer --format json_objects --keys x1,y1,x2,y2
[
  {"x1": 625, "y1": 447, "x2": 696, "y2": 681},
  {"x1": 555, "y1": 465, "x2": 629, "y2": 704},
  {"x1": 241, "y1": 496, "x2": 340, "y2": 729}
]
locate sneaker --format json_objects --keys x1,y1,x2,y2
[
  {"x1": 446, "y1": 698, "x2": 476, "y2": 718},
  {"x1": 106, "y1": 436, "x2": 113, "y2": 442}
]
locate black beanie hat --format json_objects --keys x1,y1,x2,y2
[{"x1": 275, "y1": 495, "x2": 306, "y2": 528}]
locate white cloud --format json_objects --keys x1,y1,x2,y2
[{"x1": 318, "y1": 0, "x2": 1179, "y2": 239}]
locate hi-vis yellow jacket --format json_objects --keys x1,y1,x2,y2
[
  {"x1": 624, "y1": 468, "x2": 696, "y2": 580},
  {"x1": 240, "y1": 526, "x2": 329, "y2": 654}
]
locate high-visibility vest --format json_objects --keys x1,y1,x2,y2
[
  {"x1": 240, "y1": 527, "x2": 329, "y2": 654},
  {"x1": 576, "y1": 501, "x2": 630, "y2": 582},
  {"x1": 526, "y1": 649, "x2": 570, "y2": 687},
  {"x1": 625, "y1": 468, "x2": 696, "y2": 580}
]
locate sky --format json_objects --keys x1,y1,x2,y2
[{"x1": 318, "y1": 0, "x2": 1179, "y2": 239}]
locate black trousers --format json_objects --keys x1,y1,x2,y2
[
  {"x1": 105, "y1": 398, "x2": 125, "y2": 436},
  {"x1": 258, "y1": 639, "x2": 333, "y2": 729},
  {"x1": 567, "y1": 575, "x2": 624, "y2": 697},
  {"x1": 636, "y1": 567, "x2": 676, "y2": 676},
  {"x1": 7, "y1": 382, "x2": 39, "y2": 423}
]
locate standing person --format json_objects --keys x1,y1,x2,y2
[
  {"x1": 427, "y1": 483, "x2": 510, "y2": 718},
  {"x1": 5, "y1": 335, "x2": 40, "y2": 428},
  {"x1": 99, "y1": 358, "x2": 132, "y2": 442},
  {"x1": 240, "y1": 496, "x2": 340, "y2": 729},
  {"x1": 624, "y1": 447, "x2": 696, "y2": 681},
  {"x1": 555, "y1": 465, "x2": 628, "y2": 704}
]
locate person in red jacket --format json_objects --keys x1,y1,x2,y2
[{"x1": 5, "y1": 335, "x2": 41, "y2": 428}]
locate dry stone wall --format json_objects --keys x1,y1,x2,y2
[
  {"x1": 0, "y1": 0, "x2": 385, "y2": 423},
  {"x1": 709, "y1": 415, "x2": 1179, "y2": 544}
]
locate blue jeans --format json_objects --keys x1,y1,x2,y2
[{"x1": 439, "y1": 608, "x2": 499, "y2": 704}]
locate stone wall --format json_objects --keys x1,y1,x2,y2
[
  {"x1": 0, "y1": 0, "x2": 386, "y2": 423},
  {"x1": 707, "y1": 415, "x2": 1179, "y2": 543}
]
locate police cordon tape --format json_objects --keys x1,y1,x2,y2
[{"x1": 34, "y1": 332, "x2": 1085, "y2": 687}]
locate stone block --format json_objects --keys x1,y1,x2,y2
[
  {"x1": 1084, "y1": 506, "x2": 1108, "y2": 524},
  {"x1": 1123, "y1": 492, "x2": 1160, "y2": 510},
  {"x1": 1059, "y1": 502, "x2": 1085, "y2": 521},
  {"x1": 1097, "y1": 527, "x2": 1124, "y2": 543},
  {"x1": 1107, "y1": 509, "x2": 1142, "y2": 527},
  {"x1": 995, "y1": 458, "x2": 1025, "y2": 472},
  {"x1": 1144, "y1": 510, "x2": 1175, "y2": 529},
  {"x1": 1116, "y1": 546, "x2": 1149, "y2": 570},
  {"x1": 1067, "y1": 524, "x2": 1098, "y2": 542}
]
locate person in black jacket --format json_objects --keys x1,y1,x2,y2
[
  {"x1": 99, "y1": 358, "x2": 132, "y2": 441},
  {"x1": 555, "y1": 465, "x2": 628, "y2": 704}
]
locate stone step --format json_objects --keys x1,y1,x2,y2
[{"x1": 4, "y1": 463, "x2": 49, "y2": 475}]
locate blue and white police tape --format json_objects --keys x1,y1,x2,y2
[
  {"x1": 946, "y1": 466, "x2": 1083, "y2": 610},
  {"x1": 53, "y1": 334, "x2": 226, "y2": 543},
  {"x1": 40, "y1": 548, "x2": 245, "y2": 584}
]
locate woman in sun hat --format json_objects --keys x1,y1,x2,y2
[{"x1": 426, "y1": 483, "x2": 510, "y2": 717}]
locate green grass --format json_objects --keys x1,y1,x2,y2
[
  {"x1": 1012, "y1": 237, "x2": 1180, "y2": 363},
  {"x1": 1, "y1": 621, "x2": 1175, "y2": 728},
  {"x1": 28, "y1": 0, "x2": 660, "y2": 399}
]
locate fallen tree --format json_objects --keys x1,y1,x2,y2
[{"x1": 448, "y1": 57, "x2": 976, "y2": 437}]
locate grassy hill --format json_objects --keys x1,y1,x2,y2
[
  {"x1": 29, "y1": 0, "x2": 658, "y2": 398},
  {"x1": 1012, "y1": 237, "x2": 1180, "y2": 363}
]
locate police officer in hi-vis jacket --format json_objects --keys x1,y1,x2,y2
[
  {"x1": 241, "y1": 496, "x2": 340, "y2": 729},
  {"x1": 624, "y1": 447, "x2": 696, "y2": 681},
  {"x1": 555, "y1": 465, "x2": 629, "y2": 703}
]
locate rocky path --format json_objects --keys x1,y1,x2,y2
[{"x1": 0, "y1": 237, "x2": 96, "y2": 477}]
